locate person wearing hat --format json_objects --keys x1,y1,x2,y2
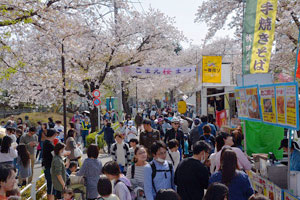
[
  {"x1": 156, "y1": 118, "x2": 165, "y2": 139},
  {"x1": 189, "y1": 118, "x2": 201, "y2": 147},
  {"x1": 139, "y1": 119, "x2": 160, "y2": 158},
  {"x1": 42, "y1": 128, "x2": 58, "y2": 200},
  {"x1": 81, "y1": 117, "x2": 91, "y2": 147},
  {"x1": 279, "y1": 139, "x2": 300, "y2": 171},
  {"x1": 165, "y1": 117, "x2": 184, "y2": 155},
  {"x1": 125, "y1": 120, "x2": 137, "y2": 143}
]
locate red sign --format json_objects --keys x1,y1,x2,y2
[
  {"x1": 216, "y1": 110, "x2": 227, "y2": 128},
  {"x1": 92, "y1": 90, "x2": 101, "y2": 98},
  {"x1": 92, "y1": 89, "x2": 101, "y2": 107}
]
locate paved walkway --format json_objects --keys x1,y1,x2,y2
[{"x1": 32, "y1": 153, "x2": 112, "y2": 183}]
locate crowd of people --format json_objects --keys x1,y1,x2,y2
[{"x1": 0, "y1": 108, "x2": 269, "y2": 200}]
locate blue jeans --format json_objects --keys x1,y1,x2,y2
[
  {"x1": 39, "y1": 141, "x2": 44, "y2": 161},
  {"x1": 81, "y1": 130, "x2": 89, "y2": 147}
]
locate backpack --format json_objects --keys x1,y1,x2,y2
[
  {"x1": 130, "y1": 164, "x2": 146, "y2": 200},
  {"x1": 115, "y1": 179, "x2": 136, "y2": 199},
  {"x1": 202, "y1": 135, "x2": 214, "y2": 152},
  {"x1": 112, "y1": 143, "x2": 129, "y2": 152},
  {"x1": 150, "y1": 161, "x2": 173, "y2": 193}
]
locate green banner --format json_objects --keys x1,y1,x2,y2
[
  {"x1": 242, "y1": 0, "x2": 258, "y2": 75},
  {"x1": 244, "y1": 120, "x2": 284, "y2": 159}
]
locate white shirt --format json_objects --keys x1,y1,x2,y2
[
  {"x1": 125, "y1": 126, "x2": 137, "y2": 142},
  {"x1": 0, "y1": 147, "x2": 18, "y2": 163},
  {"x1": 116, "y1": 143, "x2": 126, "y2": 166},
  {"x1": 6, "y1": 134, "x2": 17, "y2": 143},
  {"x1": 150, "y1": 110, "x2": 156, "y2": 117},
  {"x1": 166, "y1": 149, "x2": 180, "y2": 170}
]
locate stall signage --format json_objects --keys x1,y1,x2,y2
[
  {"x1": 260, "y1": 86, "x2": 276, "y2": 123},
  {"x1": 235, "y1": 82, "x2": 299, "y2": 130}
]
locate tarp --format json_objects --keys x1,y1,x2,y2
[{"x1": 244, "y1": 120, "x2": 284, "y2": 159}]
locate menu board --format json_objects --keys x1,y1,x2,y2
[
  {"x1": 283, "y1": 191, "x2": 299, "y2": 200},
  {"x1": 245, "y1": 86, "x2": 261, "y2": 120},
  {"x1": 276, "y1": 86, "x2": 286, "y2": 125},
  {"x1": 235, "y1": 88, "x2": 249, "y2": 118},
  {"x1": 286, "y1": 85, "x2": 297, "y2": 128},
  {"x1": 247, "y1": 171, "x2": 283, "y2": 200},
  {"x1": 235, "y1": 82, "x2": 299, "y2": 130},
  {"x1": 235, "y1": 89, "x2": 242, "y2": 117},
  {"x1": 260, "y1": 86, "x2": 276, "y2": 123}
]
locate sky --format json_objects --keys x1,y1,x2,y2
[{"x1": 137, "y1": 0, "x2": 234, "y2": 48}]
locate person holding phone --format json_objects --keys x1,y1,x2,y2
[{"x1": 20, "y1": 126, "x2": 38, "y2": 183}]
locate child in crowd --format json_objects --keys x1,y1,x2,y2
[
  {"x1": 102, "y1": 161, "x2": 132, "y2": 200},
  {"x1": 6, "y1": 187, "x2": 21, "y2": 200},
  {"x1": 111, "y1": 134, "x2": 130, "y2": 174},
  {"x1": 97, "y1": 176, "x2": 120, "y2": 200},
  {"x1": 16, "y1": 144, "x2": 31, "y2": 186},
  {"x1": 166, "y1": 139, "x2": 180, "y2": 170},
  {"x1": 66, "y1": 161, "x2": 78, "y2": 186},
  {"x1": 129, "y1": 138, "x2": 139, "y2": 164},
  {"x1": 63, "y1": 188, "x2": 74, "y2": 200}
]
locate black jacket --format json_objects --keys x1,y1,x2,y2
[
  {"x1": 175, "y1": 157, "x2": 209, "y2": 200},
  {"x1": 165, "y1": 128, "x2": 184, "y2": 150}
]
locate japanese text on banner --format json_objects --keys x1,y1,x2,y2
[
  {"x1": 250, "y1": 0, "x2": 277, "y2": 73},
  {"x1": 202, "y1": 56, "x2": 222, "y2": 83}
]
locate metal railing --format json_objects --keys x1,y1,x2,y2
[{"x1": 20, "y1": 173, "x2": 46, "y2": 200}]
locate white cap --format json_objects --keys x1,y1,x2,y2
[
  {"x1": 128, "y1": 120, "x2": 134, "y2": 126},
  {"x1": 171, "y1": 117, "x2": 180, "y2": 123}
]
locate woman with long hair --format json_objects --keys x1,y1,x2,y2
[
  {"x1": 65, "y1": 129, "x2": 79, "y2": 162},
  {"x1": 0, "y1": 136, "x2": 17, "y2": 166},
  {"x1": 17, "y1": 144, "x2": 31, "y2": 186},
  {"x1": 209, "y1": 149, "x2": 253, "y2": 200},
  {"x1": 126, "y1": 146, "x2": 148, "y2": 196},
  {"x1": 214, "y1": 132, "x2": 251, "y2": 172},
  {"x1": 203, "y1": 183, "x2": 228, "y2": 200}
]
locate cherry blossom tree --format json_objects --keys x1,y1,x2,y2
[
  {"x1": 0, "y1": 1, "x2": 184, "y2": 130},
  {"x1": 195, "y1": 0, "x2": 300, "y2": 75}
]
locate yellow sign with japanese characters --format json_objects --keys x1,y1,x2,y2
[
  {"x1": 202, "y1": 56, "x2": 222, "y2": 83},
  {"x1": 250, "y1": 0, "x2": 278, "y2": 73}
]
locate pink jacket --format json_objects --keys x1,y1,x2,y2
[{"x1": 215, "y1": 145, "x2": 252, "y2": 171}]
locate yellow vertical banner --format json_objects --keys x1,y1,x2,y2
[
  {"x1": 250, "y1": 0, "x2": 278, "y2": 73},
  {"x1": 202, "y1": 56, "x2": 222, "y2": 83}
]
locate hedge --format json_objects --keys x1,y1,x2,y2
[{"x1": 86, "y1": 122, "x2": 119, "y2": 149}]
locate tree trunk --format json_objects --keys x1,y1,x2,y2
[
  {"x1": 121, "y1": 81, "x2": 131, "y2": 115},
  {"x1": 90, "y1": 106, "x2": 98, "y2": 132}
]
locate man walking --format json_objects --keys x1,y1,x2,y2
[
  {"x1": 139, "y1": 119, "x2": 160, "y2": 158},
  {"x1": 175, "y1": 141, "x2": 211, "y2": 200},
  {"x1": 20, "y1": 127, "x2": 38, "y2": 183}
]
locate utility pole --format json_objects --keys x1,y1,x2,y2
[
  {"x1": 136, "y1": 80, "x2": 138, "y2": 114},
  {"x1": 61, "y1": 40, "x2": 67, "y2": 142}
]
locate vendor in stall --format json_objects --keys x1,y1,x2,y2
[{"x1": 278, "y1": 139, "x2": 300, "y2": 171}]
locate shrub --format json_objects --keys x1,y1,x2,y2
[
  {"x1": 86, "y1": 132, "x2": 106, "y2": 149},
  {"x1": 86, "y1": 122, "x2": 120, "y2": 149}
]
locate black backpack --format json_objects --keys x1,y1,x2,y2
[{"x1": 150, "y1": 161, "x2": 173, "y2": 193}]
